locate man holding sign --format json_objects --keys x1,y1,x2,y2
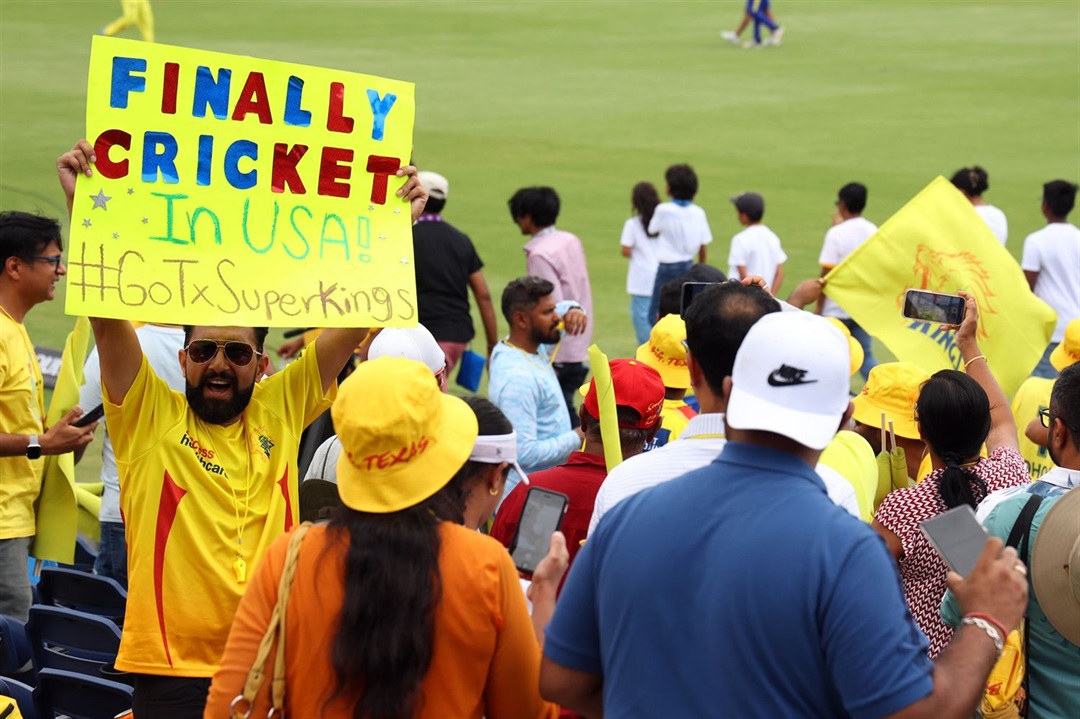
[{"x1": 57, "y1": 36, "x2": 425, "y2": 716}]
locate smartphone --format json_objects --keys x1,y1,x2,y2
[
  {"x1": 72, "y1": 403, "x2": 105, "y2": 428},
  {"x1": 680, "y1": 282, "x2": 724, "y2": 316},
  {"x1": 920, "y1": 505, "x2": 989, "y2": 576},
  {"x1": 509, "y1": 487, "x2": 569, "y2": 575},
  {"x1": 902, "y1": 289, "x2": 966, "y2": 325}
]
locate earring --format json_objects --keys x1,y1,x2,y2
[{"x1": 489, "y1": 486, "x2": 500, "y2": 496}]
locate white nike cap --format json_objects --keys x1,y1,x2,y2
[{"x1": 726, "y1": 311, "x2": 851, "y2": 450}]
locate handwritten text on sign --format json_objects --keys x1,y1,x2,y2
[{"x1": 66, "y1": 37, "x2": 417, "y2": 327}]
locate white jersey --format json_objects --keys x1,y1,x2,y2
[
  {"x1": 1021, "y1": 222, "x2": 1080, "y2": 342},
  {"x1": 818, "y1": 216, "x2": 879, "y2": 318},
  {"x1": 648, "y1": 202, "x2": 713, "y2": 264},
  {"x1": 974, "y1": 204, "x2": 1008, "y2": 246}
]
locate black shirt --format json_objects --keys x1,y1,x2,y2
[{"x1": 412, "y1": 217, "x2": 484, "y2": 343}]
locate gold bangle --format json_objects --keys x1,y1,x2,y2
[{"x1": 964, "y1": 355, "x2": 987, "y2": 371}]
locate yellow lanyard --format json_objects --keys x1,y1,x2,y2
[
  {"x1": 502, "y1": 339, "x2": 560, "y2": 367},
  {"x1": 206, "y1": 426, "x2": 253, "y2": 583}
]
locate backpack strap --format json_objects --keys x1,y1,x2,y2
[{"x1": 1003, "y1": 493, "x2": 1043, "y2": 712}]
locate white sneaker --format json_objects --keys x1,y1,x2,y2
[
  {"x1": 766, "y1": 26, "x2": 785, "y2": 46},
  {"x1": 721, "y1": 30, "x2": 739, "y2": 45}
]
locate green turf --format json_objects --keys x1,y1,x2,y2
[{"x1": 1, "y1": 0, "x2": 1077, "y2": 482}]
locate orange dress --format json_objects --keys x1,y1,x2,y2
[{"x1": 204, "y1": 522, "x2": 558, "y2": 719}]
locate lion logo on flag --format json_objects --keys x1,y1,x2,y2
[{"x1": 899, "y1": 245, "x2": 996, "y2": 339}]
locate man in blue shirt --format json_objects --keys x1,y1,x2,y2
[{"x1": 541, "y1": 310, "x2": 1030, "y2": 719}]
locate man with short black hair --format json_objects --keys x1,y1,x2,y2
[
  {"x1": 489, "y1": 277, "x2": 586, "y2": 499},
  {"x1": 647, "y1": 164, "x2": 713, "y2": 324},
  {"x1": 0, "y1": 211, "x2": 97, "y2": 621},
  {"x1": 1022, "y1": 179, "x2": 1080, "y2": 378},
  {"x1": 817, "y1": 181, "x2": 879, "y2": 379},
  {"x1": 508, "y1": 187, "x2": 593, "y2": 425},
  {"x1": 413, "y1": 170, "x2": 498, "y2": 371}
]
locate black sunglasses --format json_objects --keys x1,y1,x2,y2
[{"x1": 185, "y1": 340, "x2": 261, "y2": 366}]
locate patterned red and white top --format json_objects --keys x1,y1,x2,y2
[{"x1": 875, "y1": 446, "x2": 1028, "y2": 658}]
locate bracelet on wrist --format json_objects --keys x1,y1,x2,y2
[
  {"x1": 964, "y1": 355, "x2": 987, "y2": 371},
  {"x1": 961, "y1": 615, "x2": 1004, "y2": 655},
  {"x1": 964, "y1": 612, "x2": 1007, "y2": 639}
]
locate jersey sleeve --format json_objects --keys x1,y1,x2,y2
[
  {"x1": 819, "y1": 229, "x2": 842, "y2": 268},
  {"x1": 728, "y1": 234, "x2": 747, "y2": 268},
  {"x1": 620, "y1": 218, "x2": 639, "y2": 249},
  {"x1": 647, "y1": 205, "x2": 667, "y2": 237},
  {"x1": 259, "y1": 340, "x2": 336, "y2": 432},
  {"x1": 103, "y1": 355, "x2": 186, "y2": 463},
  {"x1": 699, "y1": 211, "x2": 714, "y2": 247},
  {"x1": 78, "y1": 347, "x2": 103, "y2": 417},
  {"x1": 464, "y1": 235, "x2": 484, "y2": 274},
  {"x1": 1020, "y1": 233, "x2": 1042, "y2": 272}
]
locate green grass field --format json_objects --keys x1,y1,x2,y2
[{"x1": 1, "y1": 0, "x2": 1077, "y2": 483}]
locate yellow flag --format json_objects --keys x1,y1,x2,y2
[
  {"x1": 824, "y1": 177, "x2": 1055, "y2": 397},
  {"x1": 31, "y1": 316, "x2": 94, "y2": 562}
]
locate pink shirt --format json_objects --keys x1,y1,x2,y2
[{"x1": 524, "y1": 227, "x2": 593, "y2": 363}]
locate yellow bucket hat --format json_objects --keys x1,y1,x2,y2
[
  {"x1": 332, "y1": 357, "x2": 478, "y2": 513},
  {"x1": 636, "y1": 314, "x2": 691, "y2": 389},
  {"x1": 824, "y1": 317, "x2": 864, "y2": 377},
  {"x1": 850, "y1": 362, "x2": 930, "y2": 440},
  {"x1": 1050, "y1": 318, "x2": 1080, "y2": 372}
]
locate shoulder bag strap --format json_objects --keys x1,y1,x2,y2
[{"x1": 1004, "y1": 493, "x2": 1043, "y2": 714}]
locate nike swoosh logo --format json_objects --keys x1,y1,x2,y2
[{"x1": 767, "y1": 373, "x2": 818, "y2": 387}]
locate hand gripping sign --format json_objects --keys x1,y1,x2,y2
[{"x1": 67, "y1": 37, "x2": 417, "y2": 327}]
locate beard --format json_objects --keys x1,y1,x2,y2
[
  {"x1": 186, "y1": 370, "x2": 255, "y2": 424},
  {"x1": 531, "y1": 324, "x2": 562, "y2": 346}
]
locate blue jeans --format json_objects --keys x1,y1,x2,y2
[
  {"x1": 1031, "y1": 342, "x2": 1059, "y2": 379},
  {"x1": 649, "y1": 260, "x2": 694, "y2": 325},
  {"x1": 842, "y1": 318, "x2": 878, "y2": 381},
  {"x1": 94, "y1": 521, "x2": 128, "y2": 589},
  {"x1": 630, "y1": 295, "x2": 652, "y2": 345}
]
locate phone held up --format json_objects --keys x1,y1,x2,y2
[
  {"x1": 509, "y1": 487, "x2": 569, "y2": 575},
  {"x1": 920, "y1": 505, "x2": 989, "y2": 577},
  {"x1": 902, "y1": 289, "x2": 966, "y2": 326},
  {"x1": 72, "y1": 403, "x2": 105, "y2": 428}
]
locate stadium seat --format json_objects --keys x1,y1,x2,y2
[
  {"x1": 32, "y1": 668, "x2": 131, "y2": 719},
  {"x1": 0, "y1": 675, "x2": 38, "y2": 719},
  {"x1": 0, "y1": 615, "x2": 34, "y2": 680},
  {"x1": 69, "y1": 536, "x2": 98, "y2": 574},
  {"x1": 25, "y1": 606, "x2": 127, "y2": 686},
  {"x1": 36, "y1": 569, "x2": 126, "y2": 628}
]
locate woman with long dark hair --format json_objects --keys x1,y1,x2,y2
[
  {"x1": 950, "y1": 166, "x2": 1008, "y2": 245},
  {"x1": 621, "y1": 181, "x2": 662, "y2": 345},
  {"x1": 205, "y1": 358, "x2": 560, "y2": 718},
  {"x1": 873, "y1": 292, "x2": 1028, "y2": 658}
]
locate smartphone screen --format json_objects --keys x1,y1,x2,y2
[
  {"x1": 509, "y1": 488, "x2": 569, "y2": 575},
  {"x1": 73, "y1": 403, "x2": 105, "y2": 428},
  {"x1": 920, "y1": 505, "x2": 989, "y2": 576},
  {"x1": 680, "y1": 282, "x2": 723, "y2": 316},
  {"x1": 902, "y1": 289, "x2": 966, "y2": 325}
]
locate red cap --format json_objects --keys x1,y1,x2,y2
[{"x1": 582, "y1": 359, "x2": 666, "y2": 430}]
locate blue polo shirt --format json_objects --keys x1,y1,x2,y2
[{"x1": 545, "y1": 442, "x2": 934, "y2": 719}]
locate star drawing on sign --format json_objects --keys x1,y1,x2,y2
[
  {"x1": 91, "y1": 189, "x2": 112, "y2": 210},
  {"x1": 81, "y1": 219, "x2": 91, "y2": 228},
  {"x1": 400, "y1": 258, "x2": 409, "y2": 265},
  {"x1": 394, "y1": 207, "x2": 401, "y2": 214},
  {"x1": 142, "y1": 217, "x2": 149, "y2": 224},
  {"x1": 127, "y1": 188, "x2": 134, "y2": 195},
  {"x1": 380, "y1": 234, "x2": 387, "y2": 239},
  {"x1": 113, "y1": 232, "x2": 120, "y2": 239},
  {"x1": 368, "y1": 204, "x2": 375, "y2": 211}
]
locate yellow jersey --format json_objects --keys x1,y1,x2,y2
[
  {"x1": 105, "y1": 343, "x2": 334, "y2": 676},
  {"x1": 0, "y1": 309, "x2": 45, "y2": 539},
  {"x1": 643, "y1": 399, "x2": 696, "y2": 451},
  {"x1": 1011, "y1": 376, "x2": 1056, "y2": 481}
]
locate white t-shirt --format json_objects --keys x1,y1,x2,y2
[
  {"x1": 974, "y1": 204, "x2": 1008, "y2": 246},
  {"x1": 1021, "y1": 222, "x2": 1080, "y2": 342},
  {"x1": 647, "y1": 202, "x2": 713, "y2": 264},
  {"x1": 818, "y1": 216, "x2": 879, "y2": 318},
  {"x1": 728, "y1": 224, "x2": 787, "y2": 284},
  {"x1": 79, "y1": 324, "x2": 185, "y2": 524},
  {"x1": 620, "y1": 216, "x2": 660, "y2": 296}
]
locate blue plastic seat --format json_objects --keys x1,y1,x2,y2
[
  {"x1": 0, "y1": 615, "x2": 33, "y2": 681},
  {"x1": 25, "y1": 606, "x2": 125, "y2": 685},
  {"x1": 0, "y1": 675, "x2": 38, "y2": 719},
  {"x1": 36, "y1": 568, "x2": 126, "y2": 628},
  {"x1": 33, "y1": 668, "x2": 131, "y2": 719}
]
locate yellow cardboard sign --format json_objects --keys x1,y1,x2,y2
[{"x1": 66, "y1": 37, "x2": 417, "y2": 327}]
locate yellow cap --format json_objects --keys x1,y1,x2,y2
[
  {"x1": 332, "y1": 357, "x2": 478, "y2": 513},
  {"x1": 1050, "y1": 318, "x2": 1080, "y2": 372},
  {"x1": 850, "y1": 362, "x2": 930, "y2": 440},
  {"x1": 824, "y1": 317, "x2": 864, "y2": 377},
  {"x1": 635, "y1": 314, "x2": 691, "y2": 389}
]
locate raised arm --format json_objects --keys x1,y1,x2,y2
[
  {"x1": 313, "y1": 328, "x2": 368, "y2": 394},
  {"x1": 90, "y1": 318, "x2": 144, "y2": 405},
  {"x1": 468, "y1": 269, "x2": 499, "y2": 357},
  {"x1": 952, "y1": 291, "x2": 1017, "y2": 453}
]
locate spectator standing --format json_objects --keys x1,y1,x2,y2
[
  {"x1": 620, "y1": 182, "x2": 661, "y2": 345},
  {"x1": 543, "y1": 310, "x2": 1030, "y2": 718},
  {"x1": 817, "y1": 182, "x2": 879, "y2": 379},
  {"x1": 874, "y1": 292, "x2": 1029, "y2": 658},
  {"x1": 635, "y1": 313, "x2": 696, "y2": 449},
  {"x1": 413, "y1": 171, "x2": 498, "y2": 372},
  {"x1": 727, "y1": 192, "x2": 786, "y2": 294},
  {"x1": 647, "y1": 164, "x2": 713, "y2": 324},
  {"x1": 76, "y1": 322, "x2": 185, "y2": 588},
  {"x1": 849, "y1": 362, "x2": 932, "y2": 484},
  {"x1": 509, "y1": 187, "x2": 593, "y2": 424},
  {"x1": 1022, "y1": 179, "x2": 1080, "y2": 378},
  {"x1": 492, "y1": 358, "x2": 664, "y2": 572},
  {"x1": 950, "y1": 166, "x2": 1008, "y2": 245},
  {"x1": 489, "y1": 277, "x2": 586, "y2": 500},
  {"x1": 0, "y1": 211, "x2": 96, "y2": 621}
]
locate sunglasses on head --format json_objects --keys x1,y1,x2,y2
[{"x1": 185, "y1": 340, "x2": 261, "y2": 366}]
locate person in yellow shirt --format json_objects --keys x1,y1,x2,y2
[
  {"x1": 56, "y1": 140, "x2": 429, "y2": 718},
  {"x1": 1012, "y1": 318, "x2": 1080, "y2": 480},
  {"x1": 635, "y1": 313, "x2": 696, "y2": 449},
  {"x1": 849, "y1": 362, "x2": 931, "y2": 486},
  {"x1": 102, "y1": 0, "x2": 154, "y2": 43},
  {"x1": 0, "y1": 212, "x2": 98, "y2": 621}
]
